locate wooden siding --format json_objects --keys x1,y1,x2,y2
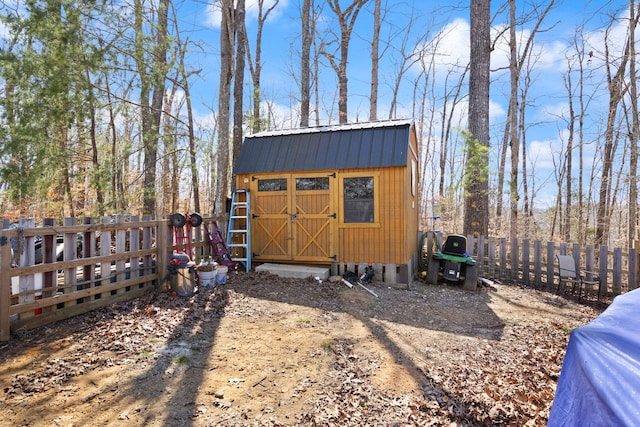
[{"x1": 337, "y1": 166, "x2": 408, "y2": 265}]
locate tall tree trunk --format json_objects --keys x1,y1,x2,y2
[
  {"x1": 464, "y1": 0, "x2": 491, "y2": 237},
  {"x1": 324, "y1": 0, "x2": 368, "y2": 124},
  {"x1": 564, "y1": 68, "x2": 575, "y2": 242},
  {"x1": 246, "y1": 0, "x2": 280, "y2": 132},
  {"x1": 137, "y1": 0, "x2": 170, "y2": 217},
  {"x1": 216, "y1": 0, "x2": 234, "y2": 214},
  {"x1": 627, "y1": 0, "x2": 639, "y2": 246},
  {"x1": 233, "y1": 0, "x2": 246, "y2": 183},
  {"x1": 508, "y1": 0, "x2": 520, "y2": 240},
  {"x1": 300, "y1": 0, "x2": 312, "y2": 127},
  {"x1": 86, "y1": 69, "x2": 104, "y2": 216},
  {"x1": 369, "y1": 0, "x2": 380, "y2": 121}
]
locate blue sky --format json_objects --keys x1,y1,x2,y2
[
  {"x1": 171, "y1": 0, "x2": 634, "y2": 208},
  {"x1": 1, "y1": 0, "x2": 635, "y2": 208}
]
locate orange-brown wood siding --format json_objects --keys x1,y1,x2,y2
[{"x1": 338, "y1": 166, "x2": 408, "y2": 265}]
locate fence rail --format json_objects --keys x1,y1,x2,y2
[{"x1": 0, "y1": 215, "x2": 226, "y2": 341}]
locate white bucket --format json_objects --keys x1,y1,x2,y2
[
  {"x1": 216, "y1": 265, "x2": 228, "y2": 284},
  {"x1": 199, "y1": 270, "x2": 216, "y2": 287}
]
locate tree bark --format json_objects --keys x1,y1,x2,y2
[
  {"x1": 464, "y1": 0, "x2": 491, "y2": 237},
  {"x1": 627, "y1": 0, "x2": 639, "y2": 246},
  {"x1": 215, "y1": 0, "x2": 234, "y2": 215},
  {"x1": 300, "y1": 0, "x2": 312, "y2": 127},
  {"x1": 369, "y1": 0, "x2": 380, "y2": 121}
]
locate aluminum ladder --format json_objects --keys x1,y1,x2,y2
[{"x1": 226, "y1": 189, "x2": 251, "y2": 271}]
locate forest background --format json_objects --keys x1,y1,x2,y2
[{"x1": 0, "y1": 0, "x2": 638, "y2": 249}]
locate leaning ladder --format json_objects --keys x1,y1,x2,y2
[{"x1": 226, "y1": 189, "x2": 251, "y2": 271}]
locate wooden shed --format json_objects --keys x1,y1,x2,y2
[{"x1": 233, "y1": 119, "x2": 420, "y2": 284}]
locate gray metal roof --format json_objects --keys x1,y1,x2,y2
[{"x1": 234, "y1": 120, "x2": 413, "y2": 174}]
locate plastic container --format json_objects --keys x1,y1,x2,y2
[
  {"x1": 198, "y1": 270, "x2": 216, "y2": 287},
  {"x1": 215, "y1": 265, "x2": 228, "y2": 284}
]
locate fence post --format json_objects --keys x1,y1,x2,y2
[
  {"x1": 546, "y1": 242, "x2": 555, "y2": 291},
  {"x1": 534, "y1": 240, "x2": 542, "y2": 286},
  {"x1": 81, "y1": 217, "x2": 96, "y2": 304},
  {"x1": 477, "y1": 235, "x2": 485, "y2": 276},
  {"x1": 522, "y1": 239, "x2": 530, "y2": 285},
  {"x1": 42, "y1": 218, "x2": 56, "y2": 314},
  {"x1": 0, "y1": 219, "x2": 11, "y2": 341},
  {"x1": 510, "y1": 238, "x2": 519, "y2": 280},
  {"x1": 142, "y1": 214, "x2": 154, "y2": 288},
  {"x1": 585, "y1": 245, "x2": 595, "y2": 297},
  {"x1": 612, "y1": 248, "x2": 622, "y2": 295},
  {"x1": 130, "y1": 216, "x2": 140, "y2": 289},
  {"x1": 488, "y1": 237, "x2": 495, "y2": 277},
  {"x1": 499, "y1": 238, "x2": 507, "y2": 280},
  {"x1": 100, "y1": 216, "x2": 112, "y2": 299},
  {"x1": 115, "y1": 215, "x2": 127, "y2": 293},
  {"x1": 572, "y1": 243, "x2": 581, "y2": 265},
  {"x1": 599, "y1": 245, "x2": 608, "y2": 299},
  {"x1": 156, "y1": 217, "x2": 169, "y2": 293},
  {"x1": 63, "y1": 217, "x2": 78, "y2": 307},
  {"x1": 18, "y1": 219, "x2": 36, "y2": 319},
  {"x1": 629, "y1": 247, "x2": 638, "y2": 291}
]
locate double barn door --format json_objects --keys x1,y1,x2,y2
[{"x1": 250, "y1": 173, "x2": 337, "y2": 263}]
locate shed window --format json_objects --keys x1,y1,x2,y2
[
  {"x1": 343, "y1": 176, "x2": 374, "y2": 223},
  {"x1": 296, "y1": 177, "x2": 329, "y2": 191},
  {"x1": 258, "y1": 178, "x2": 287, "y2": 192}
]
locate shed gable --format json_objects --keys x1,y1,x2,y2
[{"x1": 234, "y1": 120, "x2": 412, "y2": 174}]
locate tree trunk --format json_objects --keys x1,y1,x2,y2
[
  {"x1": 300, "y1": 0, "x2": 312, "y2": 127},
  {"x1": 627, "y1": 0, "x2": 639, "y2": 246},
  {"x1": 137, "y1": 0, "x2": 169, "y2": 217},
  {"x1": 324, "y1": 0, "x2": 368, "y2": 124},
  {"x1": 464, "y1": 0, "x2": 491, "y2": 238},
  {"x1": 233, "y1": 0, "x2": 246, "y2": 187},
  {"x1": 369, "y1": 0, "x2": 380, "y2": 121},
  {"x1": 215, "y1": 0, "x2": 234, "y2": 215},
  {"x1": 564, "y1": 68, "x2": 575, "y2": 242},
  {"x1": 246, "y1": 0, "x2": 280, "y2": 133},
  {"x1": 508, "y1": 0, "x2": 520, "y2": 240}
]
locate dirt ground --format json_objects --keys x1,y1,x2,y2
[{"x1": 0, "y1": 271, "x2": 602, "y2": 426}]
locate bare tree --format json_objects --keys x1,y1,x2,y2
[
  {"x1": 322, "y1": 0, "x2": 369, "y2": 124},
  {"x1": 246, "y1": 0, "x2": 280, "y2": 132},
  {"x1": 595, "y1": 7, "x2": 639, "y2": 246},
  {"x1": 387, "y1": 7, "x2": 423, "y2": 120}
]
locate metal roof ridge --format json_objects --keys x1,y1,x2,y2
[{"x1": 246, "y1": 118, "x2": 413, "y2": 139}]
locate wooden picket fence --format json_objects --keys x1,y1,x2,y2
[
  {"x1": 0, "y1": 215, "x2": 227, "y2": 342},
  {"x1": 460, "y1": 234, "x2": 639, "y2": 299},
  {"x1": 2, "y1": 220, "x2": 638, "y2": 342}
]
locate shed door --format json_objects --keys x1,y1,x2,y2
[{"x1": 251, "y1": 173, "x2": 336, "y2": 263}]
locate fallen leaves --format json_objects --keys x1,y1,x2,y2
[{"x1": 0, "y1": 273, "x2": 601, "y2": 426}]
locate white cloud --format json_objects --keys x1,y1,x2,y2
[
  {"x1": 527, "y1": 138, "x2": 558, "y2": 170},
  {"x1": 205, "y1": 0, "x2": 290, "y2": 29}
]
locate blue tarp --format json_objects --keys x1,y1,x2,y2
[{"x1": 548, "y1": 289, "x2": 640, "y2": 426}]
